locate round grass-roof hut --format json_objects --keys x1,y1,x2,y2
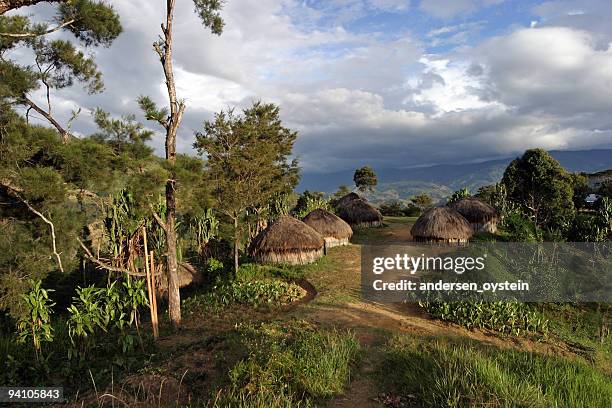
[
  {"x1": 249, "y1": 215, "x2": 325, "y2": 265},
  {"x1": 337, "y1": 199, "x2": 383, "y2": 229},
  {"x1": 450, "y1": 197, "x2": 499, "y2": 233},
  {"x1": 411, "y1": 207, "x2": 473, "y2": 243},
  {"x1": 303, "y1": 208, "x2": 353, "y2": 248},
  {"x1": 334, "y1": 192, "x2": 363, "y2": 209}
]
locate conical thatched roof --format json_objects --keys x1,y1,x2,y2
[
  {"x1": 249, "y1": 215, "x2": 324, "y2": 256},
  {"x1": 411, "y1": 207, "x2": 472, "y2": 242},
  {"x1": 450, "y1": 197, "x2": 498, "y2": 224},
  {"x1": 336, "y1": 199, "x2": 383, "y2": 227},
  {"x1": 303, "y1": 209, "x2": 353, "y2": 240},
  {"x1": 334, "y1": 192, "x2": 364, "y2": 209}
]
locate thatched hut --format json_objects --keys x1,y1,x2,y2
[
  {"x1": 411, "y1": 207, "x2": 473, "y2": 243},
  {"x1": 451, "y1": 197, "x2": 499, "y2": 233},
  {"x1": 337, "y1": 199, "x2": 383, "y2": 229},
  {"x1": 303, "y1": 208, "x2": 353, "y2": 248},
  {"x1": 249, "y1": 215, "x2": 325, "y2": 265},
  {"x1": 334, "y1": 192, "x2": 363, "y2": 209}
]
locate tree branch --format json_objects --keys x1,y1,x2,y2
[
  {"x1": 149, "y1": 205, "x2": 168, "y2": 232},
  {"x1": 0, "y1": 18, "x2": 75, "y2": 38},
  {"x1": 24, "y1": 96, "x2": 73, "y2": 143},
  {"x1": 77, "y1": 238, "x2": 147, "y2": 277},
  {"x1": 8, "y1": 189, "x2": 65, "y2": 273}
]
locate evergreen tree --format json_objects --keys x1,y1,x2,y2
[
  {"x1": 0, "y1": 0, "x2": 122, "y2": 141},
  {"x1": 195, "y1": 102, "x2": 299, "y2": 273}
]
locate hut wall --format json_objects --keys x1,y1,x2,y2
[
  {"x1": 254, "y1": 248, "x2": 324, "y2": 265},
  {"x1": 413, "y1": 236, "x2": 469, "y2": 244},
  {"x1": 349, "y1": 220, "x2": 382, "y2": 229},
  {"x1": 324, "y1": 237, "x2": 350, "y2": 248}
]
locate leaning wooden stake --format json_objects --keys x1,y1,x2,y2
[
  {"x1": 142, "y1": 227, "x2": 159, "y2": 339},
  {"x1": 150, "y1": 250, "x2": 159, "y2": 339}
]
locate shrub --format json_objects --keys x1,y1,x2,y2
[
  {"x1": 16, "y1": 280, "x2": 55, "y2": 362},
  {"x1": 503, "y1": 213, "x2": 543, "y2": 242},
  {"x1": 183, "y1": 279, "x2": 305, "y2": 313}
]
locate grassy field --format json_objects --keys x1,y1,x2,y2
[{"x1": 3, "y1": 217, "x2": 609, "y2": 407}]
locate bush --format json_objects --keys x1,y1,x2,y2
[
  {"x1": 421, "y1": 300, "x2": 549, "y2": 336},
  {"x1": 183, "y1": 279, "x2": 305, "y2": 313},
  {"x1": 379, "y1": 200, "x2": 404, "y2": 216},
  {"x1": 503, "y1": 213, "x2": 543, "y2": 242}
]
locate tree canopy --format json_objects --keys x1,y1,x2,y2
[
  {"x1": 353, "y1": 166, "x2": 377, "y2": 192},
  {"x1": 501, "y1": 148, "x2": 575, "y2": 231}
]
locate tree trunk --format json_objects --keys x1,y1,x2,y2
[
  {"x1": 0, "y1": 0, "x2": 62, "y2": 15},
  {"x1": 166, "y1": 179, "x2": 180, "y2": 328},
  {"x1": 160, "y1": 0, "x2": 185, "y2": 329},
  {"x1": 233, "y1": 215, "x2": 239, "y2": 276}
]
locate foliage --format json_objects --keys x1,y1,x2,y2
[
  {"x1": 0, "y1": 1, "x2": 121, "y2": 134},
  {"x1": 503, "y1": 213, "x2": 543, "y2": 242},
  {"x1": 67, "y1": 280, "x2": 148, "y2": 359},
  {"x1": 447, "y1": 188, "x2": 470, "y2": 205},
  {"x1": 421, "y1": 300, "x2": 549, "y2": 336},
  {"x1": 183, "y1": 279, "x2": 304, "y2": 312},
  {"x1": 195, "y1": 102, "x2": 299, "y2": 270},
  {"x1": 411, "y1": 193, "x2": 433, "y2": 209},
  {"x1": 353, "y1": 166, "x2": 377, "y2": 192},
  {"x1": 379, "y1": 334, "x2": 612, "y2": 408},
  {"x1": 16, "y1": 280, "x2": 55, "y2": 361},
  {"x1": 292, "y1": 190, "x2": 330, "y2": 218},
  {"x1": 379, "y1": 200, "x2": 404, "y2": 216},
  {"x1": 569, "y1": 197, "x2": 612, "y2": 241},
  {"x1": 477, "y1": 182, "x2": 520, "y2": 224},
  {"x1": 502, "y1": 149, "x2": 575, "y2": 232},
  {"x1": 186, "y1": 208, "x2": 219, "y2": 254},
  {"x1": 211, "y1": 322, "x2": 359, "y2": 407},
  {"x1": 331, "y1": 185, "x2": 351, "y2": 200}
]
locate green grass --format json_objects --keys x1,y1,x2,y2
[
  {"x1": 378, "y1": 334, "x2": 612, "y2": 408},
  {"x1": 237, "y1": 257, "x2": 330, "y2": 281},
  {"x1": 539, "y1": 303, "x2": 611, "y2": 367},
  {"x1": 209, "y1": 320, "x2": 360, "y2": 407}
]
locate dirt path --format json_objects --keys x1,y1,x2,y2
[{"x1": 291, "y1": 218, "x2": 577, "y2": 407}]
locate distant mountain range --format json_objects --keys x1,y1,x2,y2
[{"x1": 298, "y1": 149, "x2": 612, "y2": 203}]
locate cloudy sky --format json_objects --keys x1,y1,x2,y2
[{"x1": 11, "y1": 0, "x2": 612, "y2": 173}]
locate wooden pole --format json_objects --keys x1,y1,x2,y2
[
  {"x1": 150, "y1": 250, "x2": 159, "y2": 339},
  {"x1": 142, "y1": 227, "x2": 158, "y2": 339}
]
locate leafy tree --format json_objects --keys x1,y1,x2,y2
[
  {"x1": 195, "y1": 102, "x2": 299, "y2": 274},
  {"x1": 0, "y1": 0, "x2": 122, "y2": 141},
  {"x1": 353, "y1": 166, "x2": 377, "y2": 192},
  {"x1": 502, "y1": 149, "x2": 575, "y2": 232},
  {"x1": 138, "y1": 0, "x2": 224, "y2": 329},
  {"x1": 411, "y1": 193, "x2": 433, "y2": 210},
  {"x1": 447, "y1": 188, "x2": 470, "y2": 205}
]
